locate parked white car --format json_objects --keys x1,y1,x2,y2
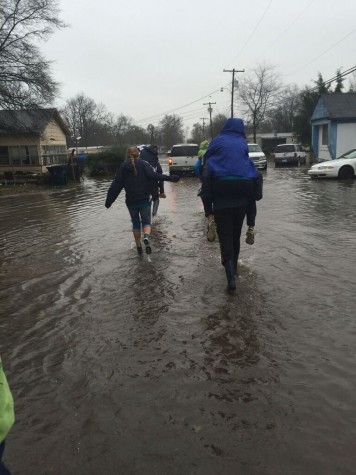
[
  {"x1": 248, "y1": 143, "x2": 267, "y2": 170},
  {"x1": 307, "y1": 148, "x2": 356, "y2": 179}
]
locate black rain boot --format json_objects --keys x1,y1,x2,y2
[
  {"x1": 233, "y1": 261, "x2": 238, "y2": 276},
  {"x1": 224, "y1": 260, "x2": 236, "y2": 291}
]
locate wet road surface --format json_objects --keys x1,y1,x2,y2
[{"x1": 1, "y1": 162, "x2": 356, "y2": 474}]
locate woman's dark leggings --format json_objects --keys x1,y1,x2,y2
[{"x1": 214, "y1": 206, "x2": 247, "y2": 266}]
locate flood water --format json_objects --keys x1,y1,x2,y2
[{"x1": 1, "y1": 161, "x2": 356, "y2": 474}]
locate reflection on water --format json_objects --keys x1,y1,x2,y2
[{"x1": 1, "y1": 166, "x2": 356, "y2": 474}]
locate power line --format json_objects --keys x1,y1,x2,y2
[
  {"x1": 226, "y1": 0, "x2": 272, "y2": 67},
  {"x1": 309, "y1": 65, "x2": 356, "y2": 92},
  {"x1": 135, "y1": 85, "x2": 228, "y2": 125},
  {"x1": 286, "y1": 26, "x2": 356, "y2": 76},
  {"x1": 135, "y1": 13, "x2": 356, "y2": 132},
  {"x1": 261, "y1": 0, "x2": 315, "y2": 55}
]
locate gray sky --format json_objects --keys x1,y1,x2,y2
[{"x1": 43, "y1": 0, "x2": 356, "y2": 131}]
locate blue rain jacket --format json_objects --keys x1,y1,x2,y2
[{"x1": 203, "y1": 118, "x2": 258, "y2": 179}]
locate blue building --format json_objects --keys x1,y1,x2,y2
[{"x1": 311, "y1": 93, "x2": 356, "y2": 161}]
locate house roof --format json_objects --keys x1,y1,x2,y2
[
  {"x1": 0, "y1": 108, "x2": 70, "y2": 136},
  {"x1": 313, "y1": 93, "x2": 356, "y2": 120}
]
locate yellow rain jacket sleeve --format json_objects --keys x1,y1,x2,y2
[{"x1": 0, "y1": 356, "x2": 15, "y2": 444}]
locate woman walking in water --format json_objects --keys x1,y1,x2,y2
[{"x1": 105, "y1": 147, "x2": 180, "y2": 254}]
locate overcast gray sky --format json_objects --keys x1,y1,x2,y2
[{"x1": 42, "y1": 0, "x2": 356, "y2": 130}]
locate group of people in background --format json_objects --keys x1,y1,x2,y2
[{"x1": 105, "y1": 117, "x2": 262, "y2": 291}]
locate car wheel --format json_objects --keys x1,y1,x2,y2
[
  {"x1": 338, "y1": 166, "x2": 354, "y2": 180},
  {"x1": 263, "y1": 164, "x2": 267, "y2": 170}
]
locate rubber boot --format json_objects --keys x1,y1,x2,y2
[
  {"x1": 234, "y1": 259, "x2": 238, "y2": 277},
  {"x1": 224, "y1": 260, "x2": 236, "y2": 291}
]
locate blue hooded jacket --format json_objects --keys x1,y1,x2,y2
[
  {"x1": 203, "y1": 118, "x2": 258, "y2": 179},
  {"x1": 139, "y1": 145, "x2": 164, "y2": 194},
  {"x1": 201, "y1": 118, "x2": 262, "y2": 216},
  {"x1": 105, "y1": 159, "x2": 179, "y2": 208}
]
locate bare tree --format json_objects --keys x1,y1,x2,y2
[
  {"x1": 211, "y1": 113, "x2": 228, "y2": 137},
  {"x1": 110, "y1": 114, "x2": 133, "y2": 146},
  {"x1": 268, "y1": 84, "x2": 301, "y2": 132},
  {"x1": 61, "y1": 93, "x2": 110, "y2": 147},
  {"x1": 158, "y1": 114, "x2": 184, "y2": 149},
  {"x1": 238, "y1": 64, "x2": 282, "y2": 142},
  {"x1": 189, "y1": 122, "x2": 205, "y2": 144},
  {"x1": 0, "y1": 0, "x2": 66, "y2": 110}
]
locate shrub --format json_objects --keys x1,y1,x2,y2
[{"x1": 86, "y1": 147, "x2": 126, "y2": 177}]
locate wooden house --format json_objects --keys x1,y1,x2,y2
[{"x1": 0, "y1": 108, "x2": 69, "y2": 177}]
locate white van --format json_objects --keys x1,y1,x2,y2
[{"x1": 167, "y1": 143, "x2": 199, "y2": 175}]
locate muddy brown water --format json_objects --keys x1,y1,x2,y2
[{"x1": 1, "y1": 162, "x2": 356, "y2": 474}]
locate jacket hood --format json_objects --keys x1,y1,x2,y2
[
  {"x1": 203, "y1": 118, "x2": 258, "y2": 179},
  {"x1": 198, "y1": 140, "x2": 209, "y2": 159},
  {"x1": 143, "y1": 145, "x2": 158, "y2": 155},
  {"x1": 220, "y1": 118, "x2": 246, "y2": 138},
  {"x1": 199, "y1": 140, "x2": 209, "y2": 150}
]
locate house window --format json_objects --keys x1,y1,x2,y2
[
  {"x1": 0, "y1": 146, "x2": 9, "y2": 166},
  {"x1": 7, "y1": 146, "x2": 39, "y2": 165},
  {"x1": 42, "y1": 145, "x2": 68, "y2": 165},
  {"x1": 321, "y1": 124, "x2": 328, "y2": 145}
]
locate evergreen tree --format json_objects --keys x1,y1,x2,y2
[
  {"x1": 334, "y1": 68, "x2": 344, "y2": 92},
  {"x1": 293, "y1": 87, "x2": 319, "y2": 146},
  {"x1": 314, "y1": 73, "x2": 330, "y2": 93}
]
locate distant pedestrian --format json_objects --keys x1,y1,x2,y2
[
  {"x1": 68, "y1": 148, "x2": 77, "y2": 181},
  {"x1": 139, "y1": 144, "x2": 165, "y2": 218},
  {"x1": 193, "y1": 140, "x2": 216, "y2": 242},
  {"x1": 0, "y1": 356, "x2": 15, "y2": 475},
  {"x1": 193, "y1": 139, "x2": 209, "y2": 180},
  {"x1": 201, "y1": 118, "x2": 263, "y2": 291},
  {"x1": 105, "y1": 146, "x2": 180, "y2": 255}
]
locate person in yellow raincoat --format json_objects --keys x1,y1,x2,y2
[{"x1": 0, "y1": 356, "x2": 14, "y2": 475}]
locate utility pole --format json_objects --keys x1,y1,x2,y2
[
  {"x1": 203, "y1": 102, "x2": 216, "y2": 139},
  {"x1": 200, "y1": 117, "x2": 208, "y2": 139},
  {"x1": 223, "y1": 68, "x2": 245, "y2": 118}
]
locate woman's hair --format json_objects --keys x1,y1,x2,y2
[{"x1": 127, "y1": 146, "x2": 139, "y2": 175}]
